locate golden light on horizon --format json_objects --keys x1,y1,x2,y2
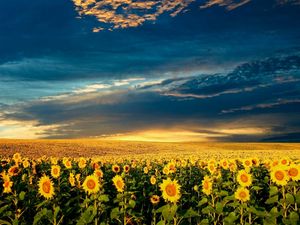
[{"x1": 104, "y1": 129, "x2": 226, "y2": 142}]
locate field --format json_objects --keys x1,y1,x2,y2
[
  {"x1": 0, "y1": 140, "x2": 300, "y2": 225},
  {"x1": 1, "y1": 139, "x2": 300, "y2": 159}
]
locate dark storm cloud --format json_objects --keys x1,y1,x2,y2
[{"x1": 2, "y1": 56, "x2": 300, "y2": 140}]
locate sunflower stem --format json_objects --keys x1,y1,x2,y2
[
  {"x1": 294, "y1": 186, "x2": 298, "y2": 211},
  {"x1": 240, "y1": 206, "x2": 244, "y2": 225},
  {"x1": 282, "y1": 186, "x2": 287, "y2": 218}
]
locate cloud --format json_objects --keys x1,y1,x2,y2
[
  {"x1": 200, "y1": 0, "x2": 251, "y2": 11},
  {"x1": 1, "y1": 55, "x2": 299, "y2": 141},
  {"x1": 72, "y1": 0, "x2": 195, "y2": 31},
  {"x1": 71, "y1": 0, "x2": 300, "y2": 31},
  {"x1": 221, "y1": 99, "x2": 300, "y2": 114}
]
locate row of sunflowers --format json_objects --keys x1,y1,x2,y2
[{"x1": 0, "y1": 153, "x2": 300, "y2": 225}]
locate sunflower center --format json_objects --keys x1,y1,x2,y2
[
  {"x1": 87, "y1": 179, "x2": 96, "y2": 189},
  {"x1": 165, "y1": 184, "x2": 176, "y2": 196},
  {"x1": 239, "y1": 191, "x2": 247, "y2": 199},
  {"x1": 203, "y1": 181, "x2": 209, "y2": 189},
  {"x1": 117, "y1": 180, "x2": 123, "y2": 188},
  {"x1": 288, "y1": 168, "x2": 298, "y2": 177},
  {"x1": 42, "y1": 181, "x2": 51, "y2": 193},
  {"x1": 275, "y1": 171, "x2": 284, "y2": 180},
  {"x1": 4, "y1": 181, "x2": 10, "y2": 188},
  {"x1": 282, "y1": 160, "x2": 287, "y2": 164},
  {"x1": 240, "y1": 174, "x2": 248, "y2": 183},
  {"x1": 53, "y1": 168, "x2": 58, "y2": 174},
  {"x1": 245, "y1": 161, "x2": 250, "y2": 166}
]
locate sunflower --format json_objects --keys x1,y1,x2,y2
[
  {"x1": 92, "y1": 162, "x2": 100, "y2": 170},
  {"x1": 287, "y1": 164, "x2": 300, "y2": 181},
  {"x1": 193, "y1": 185, "x2": 199, "y2": 192},
  {"x1": 2, "y1": 176, "x2": 13, "y2": 193},
  {"x1": 51, "y1": 165, "x2": 61, "y2": 179},
  {"x1": 75, "y1": 174, "x2": 81, "y2": 187},
  {"x1": 270, "y1": 166, "x2": 289, "y2": 186},
  {"x1": 112, "y1": 175, "x2": 125, "y2": 192},
  {"x1": 94, "y1": 169, "x2": 104, "y2": 178},
  {"x1": 207, "y1": 164, "x2": 217, "y2": 174},
  {"x1": 38, "y1": 175, "x2": 55, "y2": 199},
  {"x1": 63, "y1": 159, "x2": 72, "y2": 169},
  {"x1": 123, "y1": 165, "x2": 130, "y2": 173},
  {"x1": 167, "y1": 162, "x2": 176, "y2": 173},
  {"x1": 78, "y1": 158, "x2": 87, "y2": 169},
  {"x1": 237, "y1": 170, "x2": 252, "y2": 187},
  {"x1": 50, "y1": 157, "x2": 58, "y2": 165},
  {"x1": 280, "y1": 158, "x2": 290, "y2": 166},
  {"x1": 162, "y1": 166, "x2": 169, "y2": 175},
  {"x1": 235, "y1": 187, "x2": 250, "y2": 202},
  {"x1": 243, "y1": 159, "x2": 253, "y2": 168},
  {"x1": 22, "y1": 159, "x2": 30, "y2": 168},
  {"x1": 150, "y1": 175, "x2": 156, "y2": 185},
  {"x1": 272, "y1": 160, "x2": 279, "y2": 167},
  {"x1": 82, "y1": 175, "x2": 100, "y2": 195},
  {"x1": 112, "y1": 164, "x2": 120, "y2": 173},
  {"x1": 160, "y1": 178, "x2": 181, "y2": 203},
  {"x1": 150, "y1": 195, "x2": 160, "y2": 205},
  {"x1": 13, "y1": 153, "x2": 21, "y2": 163},
  {"x1": 8, "y1": 165, "x2": 19, "y2": 176},
  {"x1": 143, "y1": 167, "x2": 149, "y2": 174},
  {"x1": 202, "y1": 176, "x2": 213, "y2": 195},
  {"x1": 181, "y1": 160, "x2": 187, "y2": 167},
  {"x1": 220, "y1": 159, "x2": 229, "y2": 170},
  {"x1": 69, "y1": 173, "x2": 75, "y2": 187},
  {"x1": 229, "y1": 161, "x2": 237, "y2": 172},
  {"x1": 251, "y1": 158, "x2": 259, "y2": 166}
]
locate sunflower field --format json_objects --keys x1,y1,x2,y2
[{"x1": 1, "y1": 153, "x2": 300, "y2": 225}]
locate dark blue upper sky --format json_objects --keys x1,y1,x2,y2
[{"x1": 0, "y1": 0, "x2": 300, "y2": 141}]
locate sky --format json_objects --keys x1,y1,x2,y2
[{"x1": 0, "y1": 0, "x2": 300, "y2": 141}]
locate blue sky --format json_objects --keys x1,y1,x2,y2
[{"x1": 0, "y1": 0, "x2": 300, "y2": 141}]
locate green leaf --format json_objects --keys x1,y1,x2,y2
[
  {"x1": 19, "y1": 191, "x2": 26, "y2": 201},
  {"x1": 53, "y1": 206, "x2": 60, "y2": 221},
  {"x1": 197, "y1": 198, "x2": 208, "y2": 207},
  {"x1": 224, "y1": 195, "x2": 235, "y2": 201},
  {"x1": 0, "y1": 219, "x2": 11, "y2": 225},
  {"x1": 12, "y1": 219, "x2": 18, "y2": 225},
  {"x1": 156, "y1": 205, "x2": 168, "y2": 213},
  {"x1": 265, "y1": 195, "x2": 278, "y2": 204},
  {"x1": 156, "y1": 220, "x2": 165, "y2": 225},
  {"x1": 296, "y1": 191, "x2": 300, "y2": 204},
  {"x1": 99, "y1": 194, "x2": 109, "y2": 202},
  {"x1": 269, "y1": 186, "x2": 278, "y2": 196},
  {"x1": 110, "y1": 207, "x2": 120, "y2": 220},
  {"x1": 183, "y1": 208, "x2": 199, "y2": 218},
  {"x1": 216, "y1": 202, "x2": 223, "y2": 214},
  {"x1": 224, "y1": 212, "x2": 238, "y2": 224},
  {"x1": 0, "y1": 205, "x2": 10, "y2": 215},
  {"x1": 33, "y1": 208, "x2": 48, "y2": 225},
  {"x1": 128, "y1": 200, "x2": 136, "y2": 209},
  {"x1": 263, "y1": 217, "x2": 277, "y2": 225},
  {"x1": 202, "y1": 205, "x2": 214, "y2": 214},
  {"x1": 162, "y1": 204, "x2": 178, "y2": 222},
  {"x1": 270, "y1": 207, "x2": 279, "y2": 218},
  {"x1": 289, "y1": 211, "x2": 299, "y2": 225},
  {"x1": 76, "y1": 206, "x2": 97, "y2": 225},
  {"x1": 199, "y1": 219, "x2": 209, "y2": 225},
  {"x1": 285, "y1": 193, "x2": 295, "y2": 204},
  {"x1": 252, "y1": 186, "x2": 262, "y2": 191},
  {"x1": 219, "y1": 190, "x2": 229, "y2": 196}
]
